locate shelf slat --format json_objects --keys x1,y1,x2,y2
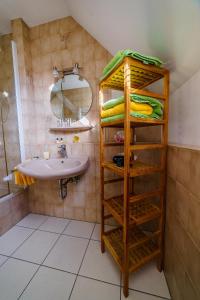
[
  {"x1": 104, "y1": 196, "x2": 161, "y2": 226},
  {"x1": 129, "y1": 189, "x2": 162, "y2": 203},
  {"x1": 103, "y1": 143, "x2": 165, "y2": 151},
  {"x1": 130, "y1": 144, "x2": 165, "y2": 151},
  {"x1": 104, "y1": 178, "x2": 124, "y2": 184},
  {"x1": 101, "y1": 117, "x2": 165, "y2": 128},
  {"x1": 104, "y1": 142, "x2": 125, "y2": 147},
  {"x1": 102, "y1": 161, "x2": 163, "y2": 177},
  {"x1": 103, "y1": 227, "x2": 160, "y2": 272},
  {"x1": 131, "y1": 88, "x2": 166, "y2": 100}
]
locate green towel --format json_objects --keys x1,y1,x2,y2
[
  {"x1": 102, "y1": 96, "x2": 124, "y2": 110},
  {"x1": 102, "y1": 94, "x2": 163, "y2": 119},
  {"x1": 101, "y1": 110, "x2": 161, "y2": 123},
  {"x1": 102, "y1": 49, "x2": 163, "y2": 80},
  {"x1": 132, "y1": 94, "x2": 163, "y2": 117}
]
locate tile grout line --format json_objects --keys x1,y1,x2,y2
[
  {"x1": 0, "y1": 255, "x2": 10, "y2": 269},
  {"x1": 16, "y1": 223, "x2": 100, "y2": 241},
  {"x1": 14, "y1": 217, "x2": 55, "y2": 300},
  {"x1": 1, "y1": 252, "x2": 122, "y2": 288},
  {"x1": 0, "y1": 216, "x2": 171, "y2": 300},
  {"x1": 16, "y1": 217, "x2": 97, "y2": 226},
  {"x1": 8, "y1": 217, "x2": 49, "y2": 259},
  {"x1": 130, "y1": 288, "x2": 171, "y2": 300},
  {"x1": 68, "y1": 223, "x2": 96, "y2": 300},
  {"x1": 0, "y1": 254, "x2": 169, "y2": 300},
  {"x1": 17, "y1": 263, "x2": 40, "y2": 300},
  {"x1": 75, "y1": 273, "x2": 124, "y2": 289},
  {"x1": 120, "y1": 273, "x2": 122, "y2": 300},
  {"x1": 5, "y1": 217, "x2": 54, "y2": 300},
  {"x1": 0, "y1": 252, "x2": 170, "y2": 300},
  {"x1": 17, "y1": 218, "x2": 72, "y2": 299}
]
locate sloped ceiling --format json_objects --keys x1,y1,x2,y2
[
  {"x1": 1, "y1": 0, "x2": 200, "y2": 92},
  {"x1": 0, "y1": 0, "x2": 70, "y2": 34}
]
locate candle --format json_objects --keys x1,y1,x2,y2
[{"x1": 43, "y1": 152, "x2": 50, "y2": 160}]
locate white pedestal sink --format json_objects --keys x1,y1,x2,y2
[{"x1": 17, "y1": 156, "x2": 89, "y2": 180}]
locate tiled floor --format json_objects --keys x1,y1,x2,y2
[{"x1": 0, "y1": 214, "x2": 171, "y2": 300}]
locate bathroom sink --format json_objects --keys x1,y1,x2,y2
[{"x1": 17, "y1": 157, "x2": 89, "y2": 180}]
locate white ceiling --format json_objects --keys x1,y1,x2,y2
[
  {"x1": 1, "y1": 0, "x2": 200, "y2": 92},
  {"x1": 0, "y1": 0, "x2": 70, "y2": 34}
]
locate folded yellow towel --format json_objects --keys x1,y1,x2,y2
[
  {"x1": 14, "y1": 170, "x2": 36, "y2": 186},
  {"x1": 101, "y1": 102, "x2": 153, "y2": 119}
]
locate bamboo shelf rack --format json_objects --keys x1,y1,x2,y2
[{"x1": 99, "y1": 57, "x2": 169, "y2": 298}]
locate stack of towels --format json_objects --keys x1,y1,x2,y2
[
  {"x1": 101, "y1": 94, "x2": 163, "y2": 122},
  {"x1": 101, "y1": 49, "x2": 163, "y2": 80}
]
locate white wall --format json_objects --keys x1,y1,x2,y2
[{"x1": 169, "y1": 68, "x2": 200, "y2": 147}]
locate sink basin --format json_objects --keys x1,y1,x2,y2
[{"x1": 17, "y1": 156, "x2": 89, "y2": 180}]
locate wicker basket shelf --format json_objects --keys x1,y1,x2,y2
[
  {"x1": 104, "y1": 196, "x2": 161, "y2": 226},
  {"x1": 100, "y1": 57, "x2": 167, "y2": 90},
  {"x1": 102, "y1": 161, "x2": 163, "y2": 177},
  {"x1": 103, "y1": 227, "x2": 160, "y2": 272}
]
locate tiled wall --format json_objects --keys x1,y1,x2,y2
[
  {"x1": 165, "y1": 145, "x2": 200, "y2": 300},
  {"x1": 0, "y1": 190, "x2": 29, "y2": 235},
  {"x1": 12, "y1": 16, "x2": 112, "y2": 222}
]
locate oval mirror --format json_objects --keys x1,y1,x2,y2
[{"x1": 50, "y1": 75, "x2": 92, "y2": 122}]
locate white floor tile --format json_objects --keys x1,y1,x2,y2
[
  {"x1": 0, "y1": 255, "x2": 7, "y2": 266},
  {"x1": 79, "y1": 240, "x2": 120, "y2": 285},
  {"x1": 0, "y1": 226, "x2": 33, "y2": 255},
  {"x1": 44, "y1": 235, "x2": 88, "y2": 273},
  {"x1": 17, "y1": 213, "x2": 48, "y2": 229},
  {"x1": 63, "y1": 220, "x2": 95, "y2": 239},
  {"x1": 0, "y1": 258, "x2": 38, "y2": 300},
  {"x1": 39, "y1": 217, "x2": 69, "y2": 234},
  {"x1": 91, "y1": 223, "x2": 115, "y2": 241},
  {"x1": 121, "y1": 289, "x2": 166, "y2": 300},
  {"x1": 129, "y1": 261, "x2": 171, "y2": 299},
  {"x1": 12, "y1": 230, "x2": 59, "y2": 264},
  {"x1": 20, "y1": 266, "x2": 76, "y2": 300},
  {"x1": 71, "y1": 276, "x2": 120, "y2": 300}
]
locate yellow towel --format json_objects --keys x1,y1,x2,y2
[
  {"x1": 14, "y1": 170, "x2": 36, "y2": 187},
  {"x1": 101, "y1": 102, "x2": 153, "y2": 119}
]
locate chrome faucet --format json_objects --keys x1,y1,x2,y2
[{"x1": 58, "y1": 144, "x2": 68, "y2": 158}]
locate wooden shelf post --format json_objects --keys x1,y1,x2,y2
[
  {"x1": 99, "y1": 87, "x2": 105, "y2": 253},
  {"x1": 123, "y1": 58, "x2": 131, "y2": 297},
  {"x1": 157, "y1": 72, "x2": 169, "y2": 271}
]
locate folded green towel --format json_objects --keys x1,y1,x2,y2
[
  {"x1": 102, "y1": 94, "x2": 163, "y2": 119},
  {"x1": 132, "y1": 94, "x2": 163, "y2": 117},
  {"x1": 101, "y1": 110, "x2": 161, "y2": 123},
  {"x1": 102, "y1": 49, "x2": 163, "y2": 80},
  {"x1": 102, "y1": 96, "x2": 124, "y2": 110}
]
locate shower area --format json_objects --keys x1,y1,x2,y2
[{"x1": 0, "y1": 34, "x2": 21, "y2": 197}]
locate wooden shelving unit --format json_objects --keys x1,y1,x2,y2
[{"x1": 99, "y1": 57, "x2": 169, "y2": 297}]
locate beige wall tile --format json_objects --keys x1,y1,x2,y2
[
  {"x1": 188, "y1": 193, "x2": 200, "y2": 250},
  {"x1": 175, "y1": 181, "x2": 190, "y2": 230},
  {"x1": 165, "y1": 145, "x2": 200, "y2": 300},
  {"x1": 0, "y1": 191, "x2": 29, "y2": 235}
]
